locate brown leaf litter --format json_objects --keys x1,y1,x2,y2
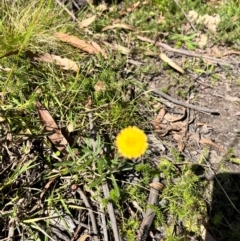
[
  {"x1": 78, "y1": 15, "x2": 96, "y2": 28},
  {"x1": 36, "y1": 101, "x2": 69, "y2": 155},
  {"x1": 55, "y1": 32, "x2": 107, "y2": 57},
  {"x1": 152, "y1": 107, "x2": 225, "y2": 153},
  {"x1": 33, "y1": 53, "x2": 79, "y2": 71}
]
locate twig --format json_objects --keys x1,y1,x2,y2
[
  {"x1": 173, "y1": 0, "x2": 197, "y2": 32},
  {"x1": 137, "y1": 177, "x2": 163, "y2": 241},
  {"x1": 183, "y1": 95, "x2": 190, "y2": 137},
  {"x1": 99, "y1": 202, "x2": 109, "y2": 241},
  {"x1": 151, "y1": 88, "x2": 219, "y2": 114},
  {"x1": 87, "y1": 110, "x2": 108, "y2": 240},
  {"x1": 54, "y1": 0, "x2": 77, "y2": 22},
  {"x1": 102, "y1": 181, "x2": 121, "y2": 241},
  {"x1": 134, "y1": 79, "x2": 219, "y2": 114},
  {"x1": 76, "y1": 188, "x2": 99, "y2": 240},
  {"x1": 137, "y1": 36, "x2": 240, "y2": 66},
  {"x1": 7, "y1": 217, "x2": 15, "y2": 241}
]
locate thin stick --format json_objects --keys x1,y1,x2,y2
[
  {"x1": 102, "y1": 182, "x2": 121, "y2": 241},
  {"x1": 151, "y1": 88, "x2": 219, "y2": 114},
  {"x1": 76, "y1": 188, "x2": 99, "y2": 240},
  {"x1": 137, "y1": 177, "x2": 163, "y2": 241},
  {"x1": 134, "y1": 79, "x2": 219, "y2": 114},
  {"x1": 173, "y1": 0, "x2": 197, "y2": 32},
  {"x1": 54, "y1": 0, "x2": 77, "y2": 21},
  {"x1": 137, "y1": 35, "x2": 240, "y2": 66},
  {"x1": 99, "y1": 202, "x2": 109, "y2": 241}
]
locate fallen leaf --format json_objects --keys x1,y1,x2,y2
[
  {"x1": 172, "y1": 133, "x2": 182, "y2": 142},
  {"x1": 173, "y1": 133, "x2": 187, "y2": 152},
  {"x1": 36, "y1": 101, "x2": 69, "y2": 155},
  {"x1": 168, "y1": 122, "x2": 185, "y2": 132},
  {"x1": 102, "y1": 23, "x2": 135, "y2": 31},
  {"x1": 151, "y1": 108, "x2": 166, "y2": 130},
  {"x1": 67, "y1": 123, "x2": 75, "y2": 133},
  {"x1": 159, "y1": 52, "x2": 184, "y2": 74},
  {"x1": 127, "y1": 1, "x2": 140, "y2": 12},
  {"x1": 178, "y1": 141, "x2": 185, "y2": 152},
  {"x1": 40, "y1": 178, "x2": 56, "y2": 199},
  {"x1": 55, "y1": 32, "x2": 100, "y2": 55},
  {"x1": 113, "y1": 44, "x2": 131, "y2": 54},
  {"x1": 137, "y1": 35, "x2": 154, "y2": 44},
  {"x1": 200, "y1": 137, "x2": 226, "y2": 153},
  {"x1": 78, "y1": 15, "x2": 96, "y2": 28},
  {"x1": 0, "y1": 65, "x2": 11, "y2": 71},
  {"x1": 91, "y1": 41, "x2": 107, "y2": 58},
  {"x1": 77, "y1": 235, "x2": 90, "y2": 241},
  {"x1": 97, "y1": 3, "x2": 108, "y2": 13},
  {"x1": 34, "y1": 53, "x2": 79, "y2": 71},
  {"x1": 164, "y1": 107, "x2": 186, "y2": 122}
]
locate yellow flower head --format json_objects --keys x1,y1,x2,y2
[{"x1": 116, "y1": 126, "x2": 148, "y2": 159}]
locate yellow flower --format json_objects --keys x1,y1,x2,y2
[{"x1": 116, "y1": 126, "x2": 148, "y2": 159}]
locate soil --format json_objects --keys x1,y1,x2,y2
[{"x1": 143, "y1": 53, "x2": 240, "y2": 170}]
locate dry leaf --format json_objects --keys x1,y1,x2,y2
[
  {"x1": 149, "y1": 182, "x2": 164, "y2": 191},
  {"x1": 102, "y1": 23, "x2": 135, "y2": 31},
  {"x1": 78, "y1": 15, "x2": 96, "y2": 28},
  {"x1": 173, "y1": 133, "x2": 186, "y2": 152},
  {"x1": 164, "y1": 107, "x2": 186, "y2": 122},
  {"x1": 40, "y1": 178, "x2": 56, "y2": 199},
  {"x1": 156, "y1": 108, "x2": 166, "y2": 121},
  {"x1": 97, "y1": 2, "x2": 108, "y2": 13},
  {"x1": 91, "y1": 41, "x2": 107, "y2": 59},
  {"x1": 34, "y1": 53, "x2": 79, "y2": 72},
  {"x1": 168, "y1": 122, "x2": 185, "y2": 132},
  {"x1": 127, "y1": 1, "x2": 140, "y2": 12},
  {"x1": 178, "y1": 141, "x2": 185, "y2": 152},
  {"x1": 77, "y1": 235, "x2": 90, "y2": 241},
  {"x1": 160, "y1": 52, "x2": 185, "y2": 74},
  {"x1": 199, "y1": 137, "x2": 226, "y2": 153},
  {"x1": 67, "y1": 123, "x2": 75, "y2": 133},
  {"x1": 0, "y1": 65, "x2": 11, "y2": 71},
  {"x1": 137, "y1": 35, "x2": 154, "y2": 44},
  {"x1": 55, "y1": 32, "x2": 100, "y2": 55},
  {"x1": 113, "y1": 44, "x2": 131, "y2": 54},
  {"x1": 151, "y1": 108, "x2": 166, "y2": 130},
  {"x1": 36, "y1": 101, "x2": 69, "y2": 155}
]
